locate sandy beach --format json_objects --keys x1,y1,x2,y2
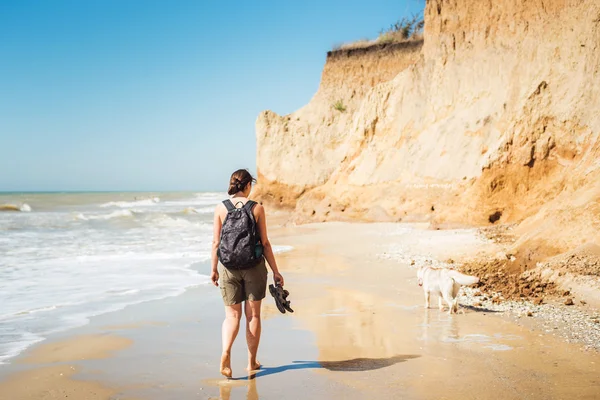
[
  {"x1": 1, "y1": 220, "x2": 599, "y2": 399},
  {"x1": 4, "y1": 0, "x2": 600, "y2": 398}
]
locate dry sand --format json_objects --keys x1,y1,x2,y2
[{"x1": 1, "y1": 221, "x2": 599, "y2": 399}]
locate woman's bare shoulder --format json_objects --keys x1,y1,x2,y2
[
  {"x1": 214, "y1": 201, "x2": 227, "y2": 218},
  {"x1": 253, "y1": 202, "x2": 265, "y2": 218}
]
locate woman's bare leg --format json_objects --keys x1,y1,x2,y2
[
  {"x1": 244, "y1": 300, "x2": 262, "y2": 371},
  {"x1": 221, "y1": 303, "x2": 242, "y2": 378}
]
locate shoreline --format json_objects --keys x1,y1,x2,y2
[{"x1": 1, "y1": 221, "x2": 599, "y2": 399}]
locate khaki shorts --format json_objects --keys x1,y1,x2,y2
[{"x1": 219, "y1": 258, "x2": 268, "y2": 306}]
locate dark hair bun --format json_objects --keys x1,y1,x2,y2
[{"x1": 227, "y1": 169, "x2": 256, "y2": 195}]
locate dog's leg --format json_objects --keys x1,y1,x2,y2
[
  {"x1": 452, "y1": 283, "x2": 461, "y2": 314},
  {"x1": 447, "y1": 298, "x2": 455, "y2": 315},
  {"x1": 424, "y1": 291, "x2": 430, "y2": 309},
  {"x1": 442, "y1": 291, "x2": 454, "y2": 315},
  {"x1": 438, "y1": 296, "x2": 445, "y2": 311}
]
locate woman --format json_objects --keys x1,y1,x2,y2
[{"x1": 210, "y1": 169, "x2": 284, "y2": 378}]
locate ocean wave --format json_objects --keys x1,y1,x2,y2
[
  {"x1": 177, "y1": 206, "x2": 214, "y2": 216},
  {"x1": 0, "y1": 274, "x2": 210, "y2": 364},
  {"x1": 192, "y1": 206, "x2": 215, "y2": 214},
  {"x1": 0, "y1": 264, "x2": 211, "y2": 359},
  {"x1": 0, "y1": 305, "x2": 61, "y2": 320},
  {"x1": 0, "y1": 332, "x2": 45, "y2": 365},
  {"x1": 106, "y1": 288, "x2": 140, "y2": 296},
  {"x1": 75, "y1": 208, "x2": 215, "y2": 226},
  {"x1": 181, "y1": 206, "x2": 213, "y2": 214},
  {"x1": 99, "y1": 197, "x2": 160, "y2": 208},
  {"x1": 16, "y1": 305, "x2": 59, "y2": 316},
  {"x1": 153, "y1": 216, "x2": 199, "y2": 228},
  {"x1": 0, "y1": 191, "x2": 221, "y2": 365},
  {"x1": 163, "y1": 193, "x2": 225, "y2": 207},
  {"x1": 59, "y1": 251, "x2": 210, "y2": 263},
  {"x1": 0, "y1": 203, "x2": 32, "y2": 212},
  {"x1": 75, "y1": 209, "x2": 136, "y2": 221}
]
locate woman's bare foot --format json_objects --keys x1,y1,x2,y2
[
  {"x1": 247, "y1": 360, "x2": 261, "y2": 371},
  {"x1": 220, "y1": 352, "x2": 232, "y2": 378}
]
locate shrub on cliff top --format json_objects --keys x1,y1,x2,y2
[
  {"x1": 333, "y1": 13, "x2": 424, "y2": 51},
  {"x1": 378, "y1": 14, "x2": 424, "y2": 44},
  {"x1": 333, "y1": 100, "x2": 346, "y2": 112}
]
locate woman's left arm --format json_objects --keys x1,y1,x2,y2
[{"x1": 255, "y1": 204, "x2": 284, "y2": 286}]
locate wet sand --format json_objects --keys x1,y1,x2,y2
[
  {"x1": 0, "y1": 335, "x2": 132, "y2": 399},
  {"x1": 1, "y1": 222, "x2": 599, "y2": 399},
  {"x1": 276, "y1": 223, "x2": 600, "y2": 399}
]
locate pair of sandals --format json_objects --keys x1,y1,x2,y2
[{"x1": 268, "y1": 283, "x2": 294, "y2": 313}]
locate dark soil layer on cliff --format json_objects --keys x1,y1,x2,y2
[{"x1": 327, "y1": 39, "x2": 423, "y2": 59}]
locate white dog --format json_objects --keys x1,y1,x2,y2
[{"x1": 417, "y1": 266, "x2": 479, "y2": 314}]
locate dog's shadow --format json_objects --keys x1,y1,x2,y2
[
  {"x1": 461, "y1": 304, "x2": 502, "y2": 313},
  {"x1": 235, "y1": 354, "x2": 420, "y2": 380}
]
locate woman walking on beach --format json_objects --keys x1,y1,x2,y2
[{"x1": 210, "y1": 169, "x2": 284, "y2": 378}]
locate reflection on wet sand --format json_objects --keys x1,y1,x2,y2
[
  {"x1": 419, "y1": 308, "x2": 522, "y2": 351},
  {"x1": 217, "y1": 374, "x2": 258, "y2": 400},
  {"x1": 420, "y1": 308, "x2": 459, "y2": 344},
  {"x1": 303, "y1": 288, "x2": 421, "y2": 361}
]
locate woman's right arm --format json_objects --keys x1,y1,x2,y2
[{"x1": 256, "y1": 204, "x2": 284, "y2": 286}]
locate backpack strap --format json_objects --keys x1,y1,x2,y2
[
  {"x1": 243, "y1": 200, "x2": 257, "y2": 211},
  {"x1": 223, "y1": 200, "x2": 236, "y2": 212}
]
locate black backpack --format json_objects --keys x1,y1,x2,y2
[{"x1": 217, "y1": 200, "x2": 263, "y2": 270}]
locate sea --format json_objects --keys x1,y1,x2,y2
[{"x1": 0, "y1": 192, "x2": 289, "y2": 364}]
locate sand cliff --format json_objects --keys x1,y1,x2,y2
[{"x1": 255, "y1": 0, "x2": 600, "y2": 268}]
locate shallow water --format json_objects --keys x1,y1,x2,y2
[{"x1": 0, "y1": 192, "x2": 287, "y2": 364}]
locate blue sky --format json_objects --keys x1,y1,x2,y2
[{"x1": 0, "y1": 0, "x2": 424, "y2": 191}]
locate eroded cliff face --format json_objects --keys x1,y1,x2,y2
[
  {"x1": 255, "y1": 40, "x2": 423, "y2": 208},
  {"x1": 256, "y1": 0, "x2": 600, "y2": 263}
]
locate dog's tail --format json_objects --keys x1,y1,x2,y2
[{"x1": 448, "y1": 270, "x2": 479, "y2": 286}]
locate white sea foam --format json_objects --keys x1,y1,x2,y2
[
  {"x1": 76, "y1": 209, "x2": 136, "y2": 221},
  {"x1": 15, "y1": 305, "x2": 59, "y2": 316},
  {"x1": 163, "y1": 193, "x2": 224, "y2": 207},
  {"x1": 100, "y1": 197, "x2": 160, "y2": 208},
  {"x1": 188, "y1": 206, "x2": 215, "y2": 214},
  {"x1": 0, "y1": 332, "x2": 45, "y2": 365}
]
